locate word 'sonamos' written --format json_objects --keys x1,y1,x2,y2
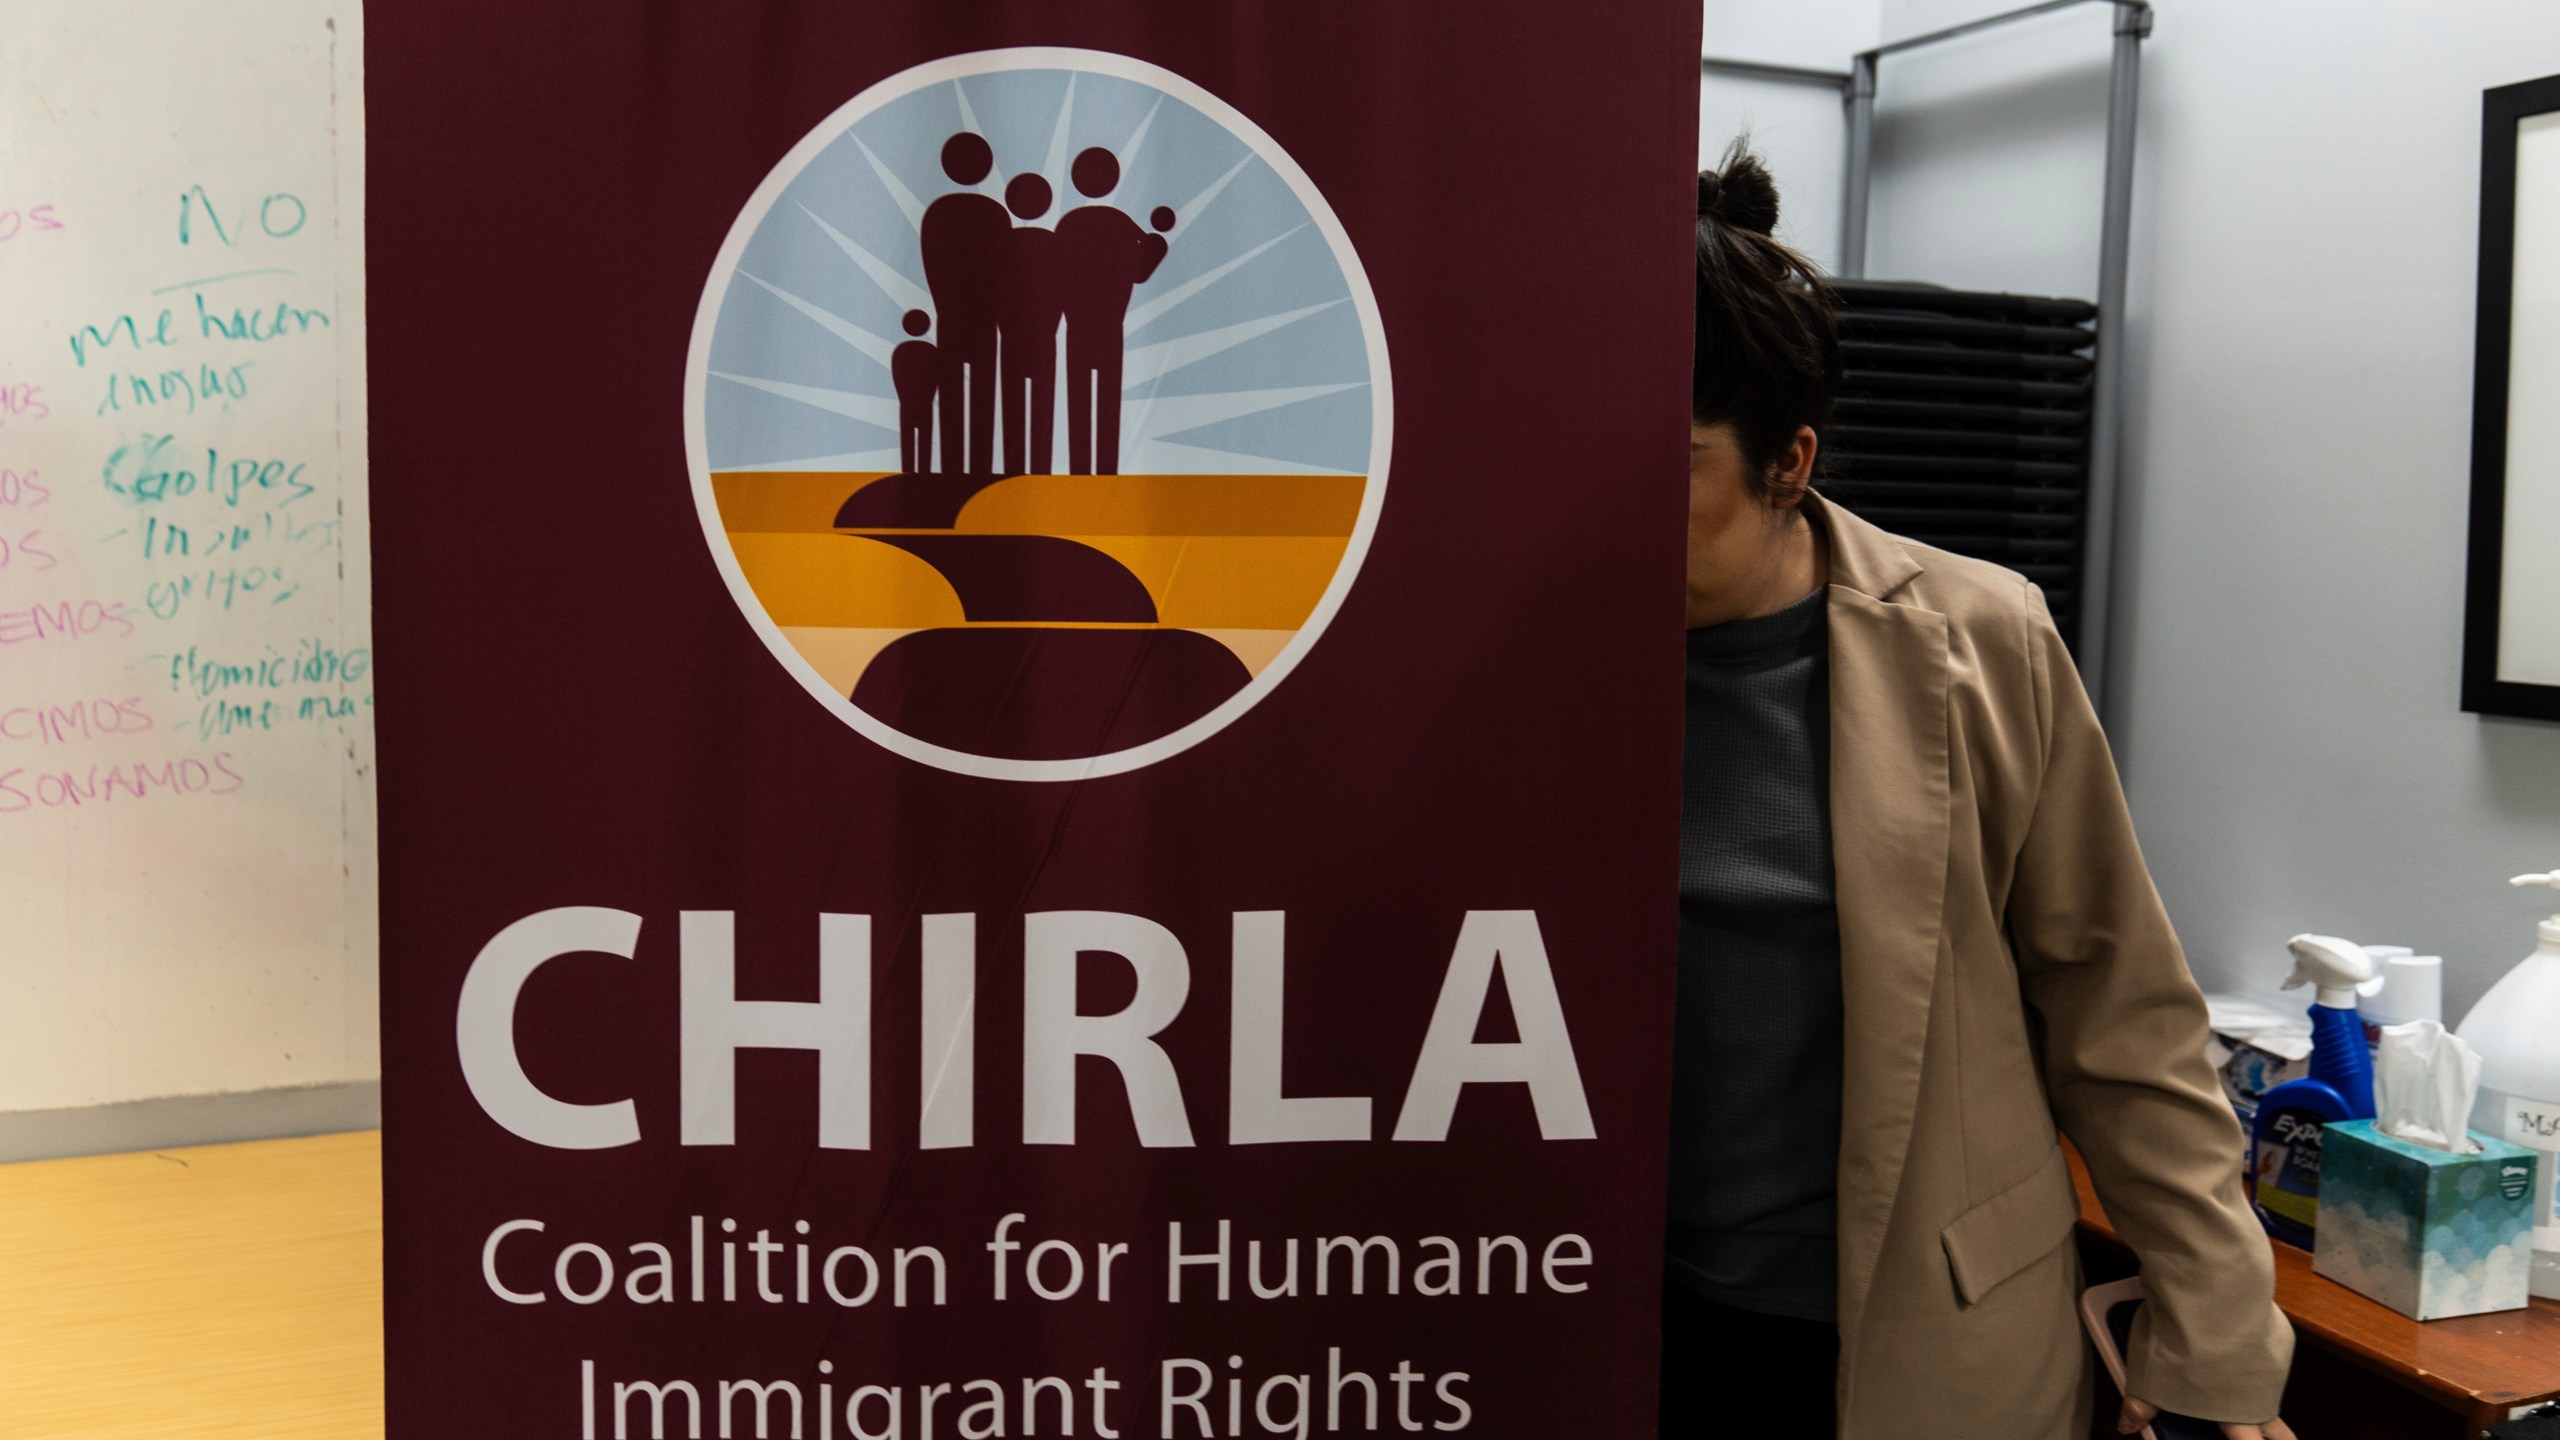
[{"x1": 0, "y1": 752, "x2": 242, "y2": 813}]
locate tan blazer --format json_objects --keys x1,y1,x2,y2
[{"x1": 1814, "y1": 496, "x2": 2292, "y2": 1437}]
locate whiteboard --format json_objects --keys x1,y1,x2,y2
[{"x1": 0, "y1": 0, "x2": 373, "y2": 1112}]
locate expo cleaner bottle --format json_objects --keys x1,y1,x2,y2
[
  {"x1": 2248, "y1": 935, "x2": 2380, "y2": 1248},
  {"x1": 2457, "y1": 872, "x2": 2560, "y2": 1300}
]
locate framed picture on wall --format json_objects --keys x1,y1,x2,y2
[{"x1": 2466, "y1": 73, "x2": 2560, "y2": 720}]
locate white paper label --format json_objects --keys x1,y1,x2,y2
[{"x1": 2501, "y1": 1096, "x2": 2560, "y2": 1148}]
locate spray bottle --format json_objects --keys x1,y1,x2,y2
[
  {"x1": 2247, "y1": 935, "x2": 2380, "y2": 1247},
  {"x1": 2455, "y1": 872, "x2": 2560, "y2": 1300}
]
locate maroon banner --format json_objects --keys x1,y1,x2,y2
[{"x1": 372, "y1": 5, "x2": 1700, "y2": 1436}]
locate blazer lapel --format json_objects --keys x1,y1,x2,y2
[{"x1": 1819, "y1": 502, "x2": 1953, "y2": 1350}]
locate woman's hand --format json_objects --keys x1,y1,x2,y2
[{"x1": 2117, "y1": 1396, "x2": 2297, "y2": 1439}]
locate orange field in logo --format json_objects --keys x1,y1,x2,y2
[{"x1": 711, "y1": 469, "x2": 1364, "y2": 760}]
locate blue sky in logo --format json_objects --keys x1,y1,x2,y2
[{"x1": 704, "y1": 67, "x2": 1374, "y2": 476}]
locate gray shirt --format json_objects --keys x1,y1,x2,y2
[{"x1": 1665, "y1": 585, "x2": 1844, "y2": 1323}]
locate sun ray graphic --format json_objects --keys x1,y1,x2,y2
[
  {"x1": 710, "y1": 372, "x2": 899, "y2": 432},
  {"x1": 735, "y1": 271, "x2": 896, "y2": 368},
  {"x1": 850, "y1": 135, "x2": 927, "y2": 231},
  {"x1": 1124, "y1": 224, "x2": 1304, "y2": 334},
  {"x1": 1137, "y1": 440, "x2": 1358, "y2": 476},
  {"x1": 794, "y1": 203, "x2": 932, "y2": 314},
  {"x1": 1132, "y1": 382, "x2": 1367, "y2": 443},
  {"x1": 1119, "y1": 97, "x2": 1165, "y2": 173},
  {"x1": 1164, "y1": 155, "x2": 1254, "y2": 246},
  {"x1": 1121, "y1": 300, "x2": 1347, "y2": 389},
  {"x1": 719, "y1": 447, "x2": 905, "y2": 473},
  {"x1": 1039, "y1": 74, "x2": 1079, "y2": 199},
  {"x1": 951, "y1": 79, "x2": 1003, "y2": 192}
]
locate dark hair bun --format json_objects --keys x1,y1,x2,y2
[
  {"x1": 1698, "y1": 145, "x2": 1781, "y2": 237},
  {"x1": 1693, "y1": 138, "x2": 1838, "y2": 496}
]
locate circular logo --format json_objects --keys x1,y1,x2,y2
[{"x1": 685, "y1": 48, "x2": 1390, "y2": 781}]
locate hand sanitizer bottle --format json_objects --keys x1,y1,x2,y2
[
  {"x1": 2456, "y1": 873, "x2": 2560, "y2": 1300},
  {"x1": 2248, "y1": 935, "x2": 2381, "y2": 1247}
]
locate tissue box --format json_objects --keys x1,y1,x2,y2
[{"x1": 2311, "y1": 1120, "x2": 2538, "y2": 1320}]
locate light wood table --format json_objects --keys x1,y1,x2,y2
[
  {"x1": 2069, "y1": 1142, "x2": 2560, "y2": 1439},
  {"x1": 0, "y1": 1130, "x2": 382, "y2": 1439}
]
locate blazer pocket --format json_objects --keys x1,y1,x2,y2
[{"x1": 1940, "y1": 1143, "x2": 2080, "y2": 1306}]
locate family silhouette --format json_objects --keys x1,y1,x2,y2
[{"x1": 902, "y1": 133, "x2": 1173, "y2": 478}]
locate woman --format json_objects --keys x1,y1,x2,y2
[{"x1": 1663, "y1": 144, "x2": 2298, "y2": 1439}]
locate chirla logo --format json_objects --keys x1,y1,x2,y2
[{"x1": 685, "y1": 48, "x2": 1391, "y2": 780}]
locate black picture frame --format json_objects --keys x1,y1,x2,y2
[{"x1": 2464, "y1": 73, "x2": 2560, "y2": 721}]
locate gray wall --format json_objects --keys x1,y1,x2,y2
[
  {"x1": 1701, "y1": 1, "x2": 1873, "y2": 271},
  {"x1": 1705, "y1": 0, "x2": 2560, "y2": 1021}
]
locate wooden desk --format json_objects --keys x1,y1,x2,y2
[
  {"x1": 2068, "y1": 1145, "x2": 2560, "y2": 1439},
  {"x1": 0, "y1": 1130, "x2": 382, "y2": 1439}
]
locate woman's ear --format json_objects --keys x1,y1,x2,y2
[
  {"x1": 1766, "y1": 424, "x2": 1819, "y2": 510},
  {"x1": 1781, "y1": 424, "x2": 1818, "y2": 481}
]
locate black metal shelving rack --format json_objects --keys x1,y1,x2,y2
[{"x1": 1822, "y1": 279, "x2": 2098, "y2": 648}]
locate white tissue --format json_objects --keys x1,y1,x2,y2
[{"x1": 2374, "y1": 1020, "x2": 2484, "y2": 1155}]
